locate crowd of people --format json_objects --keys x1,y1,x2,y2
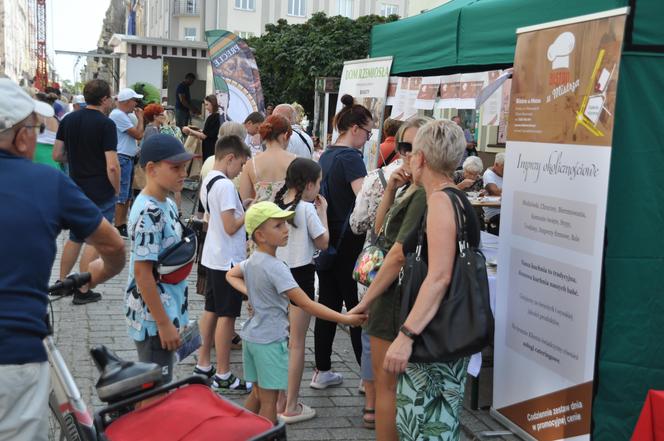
[{"x1": 0, "y1": 74, "x2": 504, "y2": 441}]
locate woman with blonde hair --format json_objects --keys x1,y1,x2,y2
[
  {"x1": 348, "y1": 116, "x2": 431, "y2": 437},
  {"x1": 384, "y1": 119, "x2": 473, "y2": 441}
]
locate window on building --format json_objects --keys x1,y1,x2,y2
[
  {"x1": 186, "y1": 0, "x2": 197, "y2": 14},
  {"x1": 236, "y1": 31, "x2": 255, "y2": 39},
  {"x1": 337, "y1": 0, "x2": 353, "y2": 18},
  {"x1": 234, "y1": 0, "x2": 255, "y2": 11},
  {"x1": 288, "y1": 0, "x2": 306, "y2": 17},
  {"x1": 184, "y1": 27, "x2": 197, "y2": 41},
  {"x1": 380, "y1": 3, "x2": 399, "y2": 16}
]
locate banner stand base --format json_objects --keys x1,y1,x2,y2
[{"x1": 490, "y1": 407, "x2": 537, "y2": 441}]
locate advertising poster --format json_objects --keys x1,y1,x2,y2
[
  {"x1": 335, "y1": 56, "x2": 393, "y2": 170},
  {"x1": 481, "y1": 70, "x2": 504, "y2": 126},
  {"x1": 436, "y1": 74, "x2": 461, "y2": 109},
  {"x1": 415, "y1": 76, "x2": 442, "y2": 110},
  {"x1": 458, "y1": 72, "x2": 488, "y2": 109},
  {"x1": 386, "y1": 77, "x2": 399, "y2": 106},
  {"x1": 205, "y1": 30, "x2": 265, "y2": 123},
  {"x1": 491, "y1": 8, "x2": 628, "y2": 441}
]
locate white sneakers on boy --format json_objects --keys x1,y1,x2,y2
[{"x1": 310, "y1": 369, "x2": 343, "y2": 389}]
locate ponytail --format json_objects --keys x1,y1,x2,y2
[
  {"x1": 275, "y1": 158, "x2": 322, "y2": 228},
  {"x1": 333, "y1": 94, "x2": 373, "y2": 133}
]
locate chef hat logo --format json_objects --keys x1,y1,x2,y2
[{"x1": 547, "y1": 32, "x2": 576, "y2": 70}]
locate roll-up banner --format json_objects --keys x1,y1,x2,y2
[
  {"x1": 205, "y1": 30, "x2": 265, "y2": 124},
  {"x1": 335, "y1": 56, "x2": 393, "y2": 170},
  {"x1": 491, "y1": 8, "x2": 628, "y2": 441}
]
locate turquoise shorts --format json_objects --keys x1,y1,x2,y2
[{"x1": 242, "y1": 339, "x2": 289, "y2": 390}]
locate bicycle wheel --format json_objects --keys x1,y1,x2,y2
[{"x1": 48, "y1": 391, "x2": 81, "y2": 441}]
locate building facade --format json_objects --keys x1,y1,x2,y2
[
  {"x1": 142, "y1": 0, "x2": 409, "y2": 42},
  {"x1": 407, "y1": 0, "x2": 449, "y2": 16},
  {"x1": 0, "y1": 0, "x2": 38, "y2": 85}
]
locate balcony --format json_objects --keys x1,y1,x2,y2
[{"x1": 173, "y1": 0, "x2": 200, "y2": 16}]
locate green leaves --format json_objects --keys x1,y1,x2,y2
[{"x1": 248, "y1": 12, "x2": 398, "y2": 119}]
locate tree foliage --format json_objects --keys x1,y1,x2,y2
[{"x1": 247, "y1": 12, "x2": 398, "y2": 119}]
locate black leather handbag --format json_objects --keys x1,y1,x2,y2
[{"x1": 399, "y1": 187, "x2": 494, "y2": 363}]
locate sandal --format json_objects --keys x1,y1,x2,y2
[
  {"x1": 231, "y1": 333, "x2": 242, "y2": 350},
  {"x1": 279, "y1": 403, "x2": 317, "y2": 424},
  {"x1": 362, "y1": 408, "x2": 375, "y2": 430}
]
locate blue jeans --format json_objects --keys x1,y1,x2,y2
[
  {"x1": 117, "y1": 155, "x2": 134, "y2": 204},
  {"x1": 69, "y1": 197, "x2": 115, "y2": 243}
]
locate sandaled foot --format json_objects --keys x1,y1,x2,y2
[
  {"x1": 362, "y1": 408, "x2": 375, "y2": 429},
  {"x1": 279, "y1": 403, "x2": 317, "y2": 424}
]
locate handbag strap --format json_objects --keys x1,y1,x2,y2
[
  {"x1": 377, "y1": 168, "x2": 387, "y2": 190},
  {"x1": 442, "y1": 187, "x2": 481, "y2": 250},
  {"x1": 204, "y1": 174, "x2": 227, "y2": 213}
]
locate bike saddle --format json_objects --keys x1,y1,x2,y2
[{"x1": 91, "y1": 345, "x2": 165, "y2": 404}]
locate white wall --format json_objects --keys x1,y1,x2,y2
[
  {"x1": 125, "y1": 57, "x2": 163, "y2": 91},
  {"x1": 227, "y1": 4, "x2": 263, "y2": 36}
]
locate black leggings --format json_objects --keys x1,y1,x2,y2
[{"x1": 314, "y1": 232, "x2": 364, "y2": 371}]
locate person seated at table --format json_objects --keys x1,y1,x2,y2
[
  {"x1": 483, "y1": 152, "x2": 504, "y2": 235},
  {"x1": 454, "y1": 156, "x2": 484, "y2": 193}
]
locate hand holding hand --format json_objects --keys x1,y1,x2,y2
[
  {"x1": 158, "y1": 321, "x2": 182, "y2": 351},
  {"x1": 383, "y1": 333, "x2": 413, "y2": 374},
  {"x1": 348, "y1": 301, "x2": 369, "y2": 316},
  {"x1": 343, "y1": 313, "x2": 368, "y2": 327}
]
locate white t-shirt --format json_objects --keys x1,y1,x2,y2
[
  {"x1": 483, "y1": 167, "x2": 503, "y2": 220},
  {"x1": 287, "y1": 125, "x2": 313, "y2": 159},
  {"x1": 109, "y1": 109, "x2": 138, "y2": 157},
  {"x1": 200, "y1": 170, "x2": 246, "y2": 271},
  {"x1": 276, "y1": 200, "x2": 326, "y2": 268}
]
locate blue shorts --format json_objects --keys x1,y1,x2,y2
[
  {"x1": 69, "y1": 197, "x2": 115, "y2": 243},
  {"x1": 242, "y1": 339, "x2": 288, "y2": 390},
  {"x1": 117, "y1": 154, "x2": 134, "y2": 203}
]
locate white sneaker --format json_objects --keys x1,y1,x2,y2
[
  {"x1": 358, "y1": 379, "x2": 366, "y2": 395},
  {"x1": 310, "y1": 369, "x2": 343, "y2": 389}
]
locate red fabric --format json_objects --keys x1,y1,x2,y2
[
  {"x1": 378, "y1": 136, "x2": 399, "y2": 168},
  {"x1": 105, "y1": 384, "x2": 274, "y2": 441},
  {"x1": 632, "y1": 390, "x2": 664, "y2": 440}
]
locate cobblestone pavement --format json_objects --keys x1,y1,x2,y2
[{"x1": 47, "y1": 190, "x2": 513, "y2": 440}]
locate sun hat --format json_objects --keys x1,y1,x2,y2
[
  {"x1": 0, "y1": 78, "x2": 54, "y2": 132},
  {"x1": 245, "y1": 201, "x2": 295, "y2": 236}
]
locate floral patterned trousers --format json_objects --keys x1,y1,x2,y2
[{"x1": 396, "y1": 357, "x2": 470, "y2": 441}]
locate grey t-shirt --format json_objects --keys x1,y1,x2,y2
[{"x1": 238, "y1": 251, "x2": 299, "y2": 344}]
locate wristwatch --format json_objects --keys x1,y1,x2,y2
[{"x1": 399, "y1": 325, "x2": 418, "y2": 340}]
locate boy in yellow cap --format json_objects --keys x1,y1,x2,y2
[{"x1": 226, "y1": 201, "x2": 367, "y2": 423}]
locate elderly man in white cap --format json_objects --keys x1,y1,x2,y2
[
  {"x1": 110, "y1": 87, "x2": 145, "y2": 238},
  {"x1": 0, "y1": 78, "x2": 125, "y2": 441}
]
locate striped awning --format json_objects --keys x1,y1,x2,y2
[{"x1": 110, "y1": 34, "x2": 209, "y2": 60}]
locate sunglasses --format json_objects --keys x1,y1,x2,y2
[{"x1": 397, "y1": 142, "x2": 412, "y2": 155}]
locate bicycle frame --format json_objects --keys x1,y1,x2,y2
[{"x1": 45, "y1": 335, "x2": 97, "y2": 441}]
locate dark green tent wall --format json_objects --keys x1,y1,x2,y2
[{"x1": 370, "y1": 1, "x2": 664, "y2": 439}]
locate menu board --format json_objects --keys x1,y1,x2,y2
[{"x1": 491, "y1": 9, "x2": 628, "y2": 441}]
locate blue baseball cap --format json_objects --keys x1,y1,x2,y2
[{"x1": 139, "y1": 134, "x2": 193, "y2": 167}]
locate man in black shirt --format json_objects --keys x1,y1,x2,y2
[
  {"x1": 53, "y1": 79, "x2": 121, "y2": 304},
  {"x1": 175, "y1": 72, "x2": 196, "y2": 128}
]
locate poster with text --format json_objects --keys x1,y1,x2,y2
[
  {"x1": 491, "y1": 9, "x2": 627, "y2": 441},
  {"x1": 415, "y1": 76, "x2": 442, "y2": 109},
  {"x1": 335, "y1": 57, "x2": 393, "y2": 170},
  {"x1": 205, "y1": 30, "x2": 265, "y2": 123}
]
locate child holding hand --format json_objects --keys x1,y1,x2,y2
[{"x1": 226, "y1": 201, "x2": 367, "y2": 423}]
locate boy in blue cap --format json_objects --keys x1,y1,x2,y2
[{"x1": 124, "y1": 134, "x2": 193, "y2": 382}]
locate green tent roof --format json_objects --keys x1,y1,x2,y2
[{"x1": 371, "y1": 0, "x2": 629, "y2": 74}]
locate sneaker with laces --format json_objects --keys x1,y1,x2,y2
[
  {"x1": 193, "y1": 365, "x2": 216, "y2": 380},
  {"x1": 72, "y1": 288, "x2": 102, "y2": 305},
  {"x1": 212, "y1": 373, "x2": 252, "y2": 395},
  {"x1": 310, "y1": 369, "x2": 343, "y2": 390}
]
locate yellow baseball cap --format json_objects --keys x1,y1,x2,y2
[{"x1": 245, "y1": 201, "x2": 295, "y2": 236}]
